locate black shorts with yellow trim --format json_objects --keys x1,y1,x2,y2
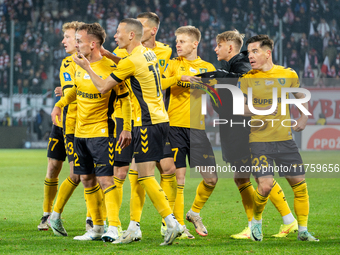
[
  {"x1": 73, "y1": 136, "x2": 114, "y2": 177},
  {"x1": 133, "y1": 122, "x2": 169, "y2": 163},
  {"x1": 47, "y1": 124, "x2": 67, "y2": 161},
  {"x1": 168, "y1": 127, "x2": 215, "y2": 168},
  {"x1": 64, "y1": 134, "x2": 75, "y2": 163},
  {"x1": 250, "y1": 140, "x2": 305, "y2": 178},
  {"x1": 114, "y1": 118, "x2": 134, "y2": 167},
  {"x1": 161, "y1": 138, "x2": 174, "y2": 159}
]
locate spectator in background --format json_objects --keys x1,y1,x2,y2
[
  {"x1": 329, "y1": 19, "x2": 338, "y2": 37},
  {"x1": 309, "y1": 31, "x2": 323, "y2": 58},
  {"x1": 288, "y1": 49, "x2": 300, "y2": 74},
  {"x1": 323, "y1": 40, "x2": 337, "y2": 65},
  {"x1": 317, "y1": 18, "x2": 330, "y2": 37},
  {"x1": 310, "y1": 0, "x2": 321, "y2": 21},
  {"x1": 106, "y1": 12, "x2": 119, "y2": 39},
  {"x1": 308, "y1": 48, "x2": 320, "y2": 69},
  {"x1": 303, "y1": 65, "x2": 315, "y2": 79},
  {"x1": 30, "y1": 71, "x2": 42, "y2": 94},
  {"x1": 2, "y1": 112, "x2": 11, "y2": 126},
  {"x1": 294, "y1": 0, "x2": 307, "y2": 14},
  {"x1": 34, "y1": 108, "x2": 51, "y2": 140},
  {"x1": 323, "y1": 32, "x2": 331, "y2": 50}
]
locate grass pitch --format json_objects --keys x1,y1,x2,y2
[{"x1": 0, "y1": 149, "x2": 339, "y2": 254}]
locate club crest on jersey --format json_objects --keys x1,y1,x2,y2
[
  {"x1": 255, "y1": 81, "x2": 260, "y2": 86},
  {"x1": 159, "y1": 59, "x2": 165, "y2": 67},
  {"x1": 84, "y1": 73, "x2": 90, "y2": 79},
  {"x1": 199, "y1": 68, "x2": 208, "y2": 74},
  {"x1": 63, "y1": 72, "x2": 71, "y2": 81},
  {"x1": 190, "y1": 67, "x2": 197, "y2": 73},
  {"x1": 180, "y1": 67, "x2": 185, "y2": 71},
  {"x1": 278, "y1": 78, "x2": 286, "y2": 86}
]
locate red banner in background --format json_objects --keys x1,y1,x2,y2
[{"x1": 291, "y1": 88, "x2": 340, "y2": 125}]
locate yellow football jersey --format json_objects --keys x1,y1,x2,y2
[
  {"x1": 56, "y1": 57, "x2": 129, "y2": 138},
  {"x1": 239, "y1": 64, "x2": 300, "y2": 143},
  {"x1": 59, "y1": 54, "x2": 77, "y2": 134},
  {"x1": 110, "y1": 45, "x2": 169, "y2": 126},
  {"x1": 163, "y1": 56, "x2": 216, "y2": 130},
  {"x1": 113, "y1": 41, "x2": 171, "y2": 119}
]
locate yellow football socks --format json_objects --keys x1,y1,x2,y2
[
  {"x1": 160, "y1": 173, "x2": 177, "y2": 210},
  {"x1": 238, "y1": 182, "x2": 255, "y2": 222},
  {"x1": 291, "y1": 180, "x2": 309, "y2": 227},
  {"x1": 85, "y1": 184, "x2": 104, "y2": 225},
  {"x1": 173, "y1": 184, "x2": 184, "y2": 225},
  {"x1": 114, "y1": 176, "x2": 125, "y2": 226},
  {"x1": 191, "y1": 180, "x2": 216, "y2": 213},
  {"x1": 269, "y1": 180, "x2": 291, "y2": 217},
  {"x1": 253, "y1": 188, "x2": 269, "y2": 221},
  {"x1": 53, "y1": 177, "x2": 78, "y2": 214},
  {"x1": 138, "y1": 176, "x2": 172, "y2": 218},
  {"x1": 103, "y1": 185, "x2": 120, "y2": 227},
  {"x1": 129, "y1": 169, "x2": 145, "y2": 222},
  {"x1": 43, "y1": 177, "x2": 58, "y2": 213}
]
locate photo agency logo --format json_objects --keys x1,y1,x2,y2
[{"x1": 201, "y1": 84, "x2": 312, "y2": 128}]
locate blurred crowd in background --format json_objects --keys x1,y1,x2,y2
[{"x1": 1, "y1": 0, "x2": 340, "y2": 96}]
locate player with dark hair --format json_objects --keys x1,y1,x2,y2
[
  {"x1": 198, "y1": 30, "x2": 298, "y2": 239},
  {"x1": 239, "y1": 34, "x2": 318, "y2": 242}
]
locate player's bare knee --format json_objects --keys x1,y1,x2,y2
[
  {"x1": 204, "y1": 177, "x2": 218, "y2": 186},
  {"x1": 176, "y1": 173, "x2": 186, "y2": 185},
  {"x1": 114, "y1": 166, "x2": 128, "y2": 180},
  {"x1": 69, "y1": 172, "x2": 80, "y2": 184},
  {"x1": 98, "y1": 176, "x2": 114, "y2": 190},
  {"x1": 162, "y1": 164, "x2": 176, "y2": 175},
  {"x1": 258, "y1": 184, "x2": 272, "y2": 196},
  {"x1": 234, "y1": 177, "x2": 250, "y2": 186},
  {"x1": 46, "y1": 158, "x2": 63, "y2": 178}
]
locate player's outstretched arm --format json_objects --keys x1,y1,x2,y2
[
  {"x1": 292, "y1": 92, "x2": 308, "y2": 132},
  {"x1": 54, "y1": 86, "x2": 62, "y2": 97},
  {"x1": 119, "y1": 95, "x2": 132, "y2": 149},
  {"x1": 73, "y1": 54, "x2": 118, "y2": 94},
  {"x1": 100, "y1": 46, "x2": 121, "y2": 64}
]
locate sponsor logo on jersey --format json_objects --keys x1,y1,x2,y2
[
  {"x1": 84, "y1": 73, "x2": 90, "y2": 79},
  {"x1": 77, "y1": 90, "x2": 102, "y2": 99},
  {"x1": 63, "y1": 72, "x2": 72, "y2": 81},
  {"x1": 189, "y1": 67, "x2": 197, "y2": 73},
  {"x1": 180, "y1": 67, "x2": 185, "y2": 71},
  {"x1": 265, "y1": 80, "x2": 274, "y2": 85}
]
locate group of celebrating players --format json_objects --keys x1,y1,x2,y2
[{"x1": 37, "y1": 11, "x2": 319, "y2": 246}]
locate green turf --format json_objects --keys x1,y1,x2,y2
[{"x1": 0, "y1": 149, "x2": 339, "y2": 254}]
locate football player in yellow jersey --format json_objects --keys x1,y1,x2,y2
[
  {"x1": 239, "y1": 34, "x2": 318, "y2": 242},
  {"x1": 161, "y1": 26, "x2": 218, "y2": 238},
  {"x1": 101, "y1": 12, "x2": 177, "y2": 242},
  {"x1": 51, "y1": 23, "x2": 132, "y2": 242},
  {"x1": 73, "y1": 18, "x2": 183, "y2": 246},
  {"x1": 199, "y1": 30, "x2": 298, "y2": 239},
  {"x1": 38, "y1": 21, "x2": 84, "y2": 232}
]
